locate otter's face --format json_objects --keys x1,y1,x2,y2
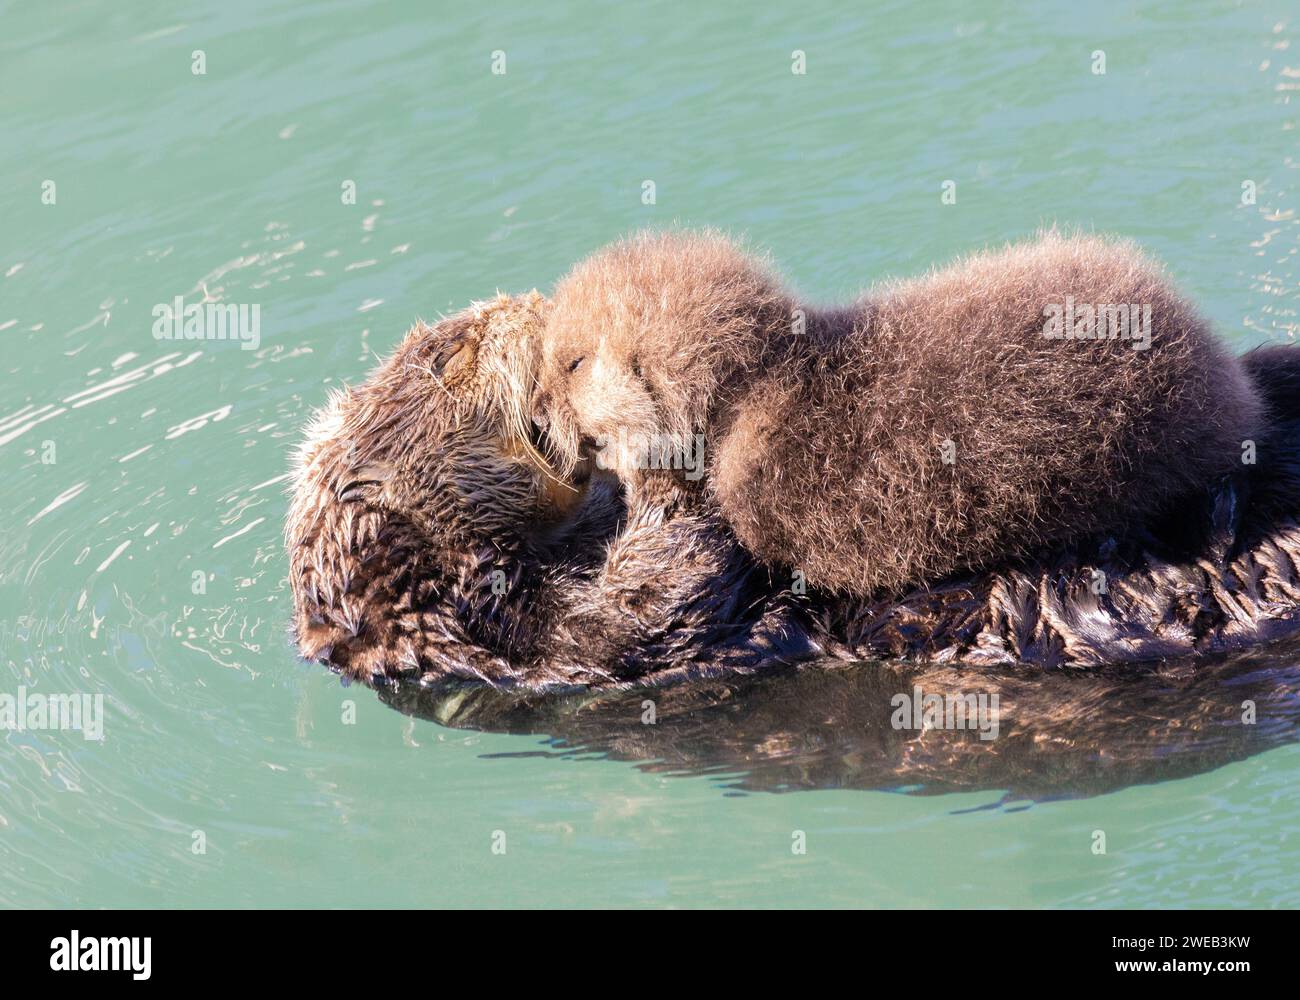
[
  {"x1": 429, "y1": 292, "x2": 593, "y2": 526},
  {"x1": 532, "y1": 229, "x2": 789, "y2": 486},
  {"x1": 534, "y1": 326, "x2": 663, "y2": 482},
  {"x1": 301, "y1": 294, "x2": 591, "y2": 550}
]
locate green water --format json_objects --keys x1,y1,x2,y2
[{"x1": 3, "y1": 0, "x2": 1299, "y2": 908}]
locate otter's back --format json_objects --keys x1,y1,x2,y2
[{"x1": 712, "y1": 233, "x2": 1262, "y2": 596}]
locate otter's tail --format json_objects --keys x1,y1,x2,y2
[{"x1": 1243, "y1": 343, "x2": 1300, "y2": 424}]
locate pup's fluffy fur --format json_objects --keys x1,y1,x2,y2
[{"x1": 535, "y1": 229, "x2": 1264, "y2": 596}]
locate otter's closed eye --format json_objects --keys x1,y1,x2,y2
[{"x1": 568, "y1": 356, "x2": 585, "y2": 374}]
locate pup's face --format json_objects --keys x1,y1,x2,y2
[
  {"x1": 532, "y1": 230, "x2": 787, "y2": 483},
  {"x1": 534, "y1": 320, "x2": 665, "y2": 481}
]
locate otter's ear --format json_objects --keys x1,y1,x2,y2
[
  {"x1": 429, "y1": 317, "x2": 481, "y2": 382},
  {"x1": 438, "y1": 339, "x2": 476, "y2": 380}
]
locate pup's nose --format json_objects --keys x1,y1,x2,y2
[{"x1": 531, "y1": 409, "x2": 549, "y2": 431}]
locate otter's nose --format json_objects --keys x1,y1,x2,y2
[{"x1": 531, "y1": 407, "x2": 549, "y2": 432}]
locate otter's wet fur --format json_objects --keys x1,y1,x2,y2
[
  {"x1": 534, "y1": 229, "x2": 1264, "y2": 597},
  {"x1": 286, "y1": 293, "x2": 810, "y2": 690}
]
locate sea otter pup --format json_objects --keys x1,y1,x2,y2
[{"x1": 532, "y1": 229, "x2": 1264, "y2": 596}]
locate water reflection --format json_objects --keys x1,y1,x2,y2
[{"x1": 380, "y1": 637, "x2": 1300, "y2": 800}]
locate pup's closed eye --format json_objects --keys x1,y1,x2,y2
[{"x1": 568, "y1": 356, "x2": 585, "y2": 374}]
